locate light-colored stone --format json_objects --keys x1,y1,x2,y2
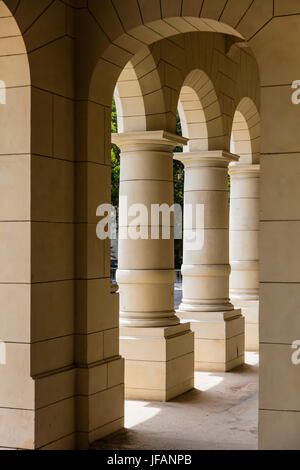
[
  {"x1": 114, "y1": 131, "x2": 194, "y2": 400},
  {"x1": 123, "y1": 331, "x2": 194, "y2": 401},
  {"x1": 177, "y1": 151, "x2": 245, "y2": 371},
  {"x1": 1, "y1": 0, "x2": 300, "y2": 451},
  {"x1": 229, "y1": 163, "x2": 260, "y2": 351}
]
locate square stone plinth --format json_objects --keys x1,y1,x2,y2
[
  {"x1": 120, "y1": 323, "x2": 194, "y2": 401},
  {"x1": 178, "y1": 309, "x2": 245, "y2": 372},
  {"x1": 233, "y1": 300, "x2": 259, "y2": 352}
]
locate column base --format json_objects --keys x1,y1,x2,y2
[
  {"x1": 177, "y1": 309, "x2": 245, "y2": 372},
  {"x1": 120, "y1": 323, "x2": 194, "y2": 401},
  {"x1": 231, "y1": 299, "x2": 259, "y2": 351}
]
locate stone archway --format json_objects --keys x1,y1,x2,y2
[
  {"x1": 178, "y1": 70, "x2": 224, "y2": 151},
  {"x1": 175, "y1": 66, "x2": 244, "y2": 372},
  {"x1": 0, "y1": 0, "x2": 299, "y2": 450},
  {"x1": 231, "y1": 97, "x2": 260, "y2": 165},
  {"x1": 79, "y1": 1, "x2": 300, "y2": 448},
  {"x1": 114, "y1": 61, "x2": 147, "y2": 133}
]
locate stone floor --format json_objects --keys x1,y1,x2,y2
[{"x1": 94, "y1": 352, "x2": 259, "y2": 450}]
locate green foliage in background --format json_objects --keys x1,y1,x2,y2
[
  {"x1": 174, "y1": 112, "x2": 184, "y2": 207},
  {"x1": 174, "y1": 114, "x2": 184, "y2": 268},
  {"x1": 111, "y1": 100, "x2": 184, "y2": 211},
  {"x1": 111, "y1": 99, "x2": 120, "y2": 210}
]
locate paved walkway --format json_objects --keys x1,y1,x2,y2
[{"x1": 94, "y1": 352, "x2": 259, "y2": 450}]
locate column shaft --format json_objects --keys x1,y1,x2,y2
[
  {"x1": 229, "y1": 163, "x2": 260, "y2": 351},
  {"x1": 177, "y1": 151, "x2": 245, "y2": 372},
  {"x1": 112, "y1": 131, "x2": 194, "y2": 401}
]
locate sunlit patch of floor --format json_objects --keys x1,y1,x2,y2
[{"x1": 93, "y1": 352, "x2": 259, "y2": 450}]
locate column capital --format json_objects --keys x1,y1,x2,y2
[
  {"x1": 112, "y1": 130, "x2": 188, "y2": 151},
  {"x1": 174, "y1": 150, "x2": 239, "y2": 167},
  {"x1": 229, "y1": 162, "x2": 260, "y2": 178}
]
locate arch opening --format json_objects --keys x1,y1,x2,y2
[
  {"x1": 231, "y1": 97, "x2": 260, "y2": 164},
  {"x1": 178, "y1": 69, "x2": 224, "y2": 152},
  {"x1": 114, "y1": 61, "x2": 147, "y2": 133},
  {"x1": 86, "y1": 7, "x2": 262, "y2": 451}
]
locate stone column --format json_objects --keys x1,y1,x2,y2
[
  {"x1": 229, "y1": 163, "x2": 260, "y2": 351},
  {"x1": 112, "y1": 131, "x2": 194, "y2": 401},
  {"x1": 176, "y1": 151, "x2": 245, "y2": 372}
]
